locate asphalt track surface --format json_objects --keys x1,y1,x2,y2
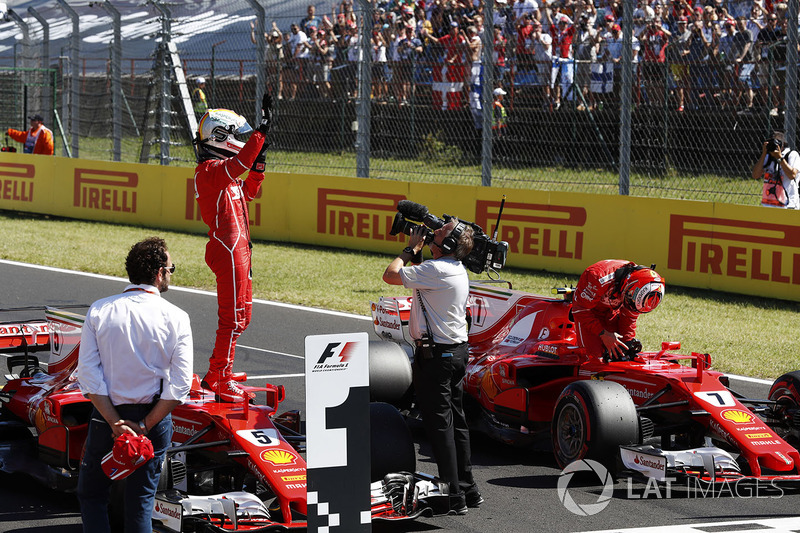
[{"x1": 0, "y1": 260, "x2": 799, "y2": 533}]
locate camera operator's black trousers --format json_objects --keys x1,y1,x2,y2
[{"x1": 413, "y1": 341, "x2": 474, "y2": 494}]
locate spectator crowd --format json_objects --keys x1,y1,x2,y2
[{"x1": 252, "y1": 0, "x2": 795, "y2": 115}]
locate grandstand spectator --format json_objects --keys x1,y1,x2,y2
[
  {"x1": 493, "y1": 24, "x2": 508, "y2": 84},
  {"x1": 7, "y1": 114, "x2": 54, "y2": 156},
  {"x1": 372, "y1": 24, "x2": 390, "y2": 103},
  {"x1": 573, "y1": 12, "x2": 598, "y2": 110},
  {"x1": 699, "y1": 6, "x2": 721, "y2": 107},
  {"x1": 424, "y1": 20, "x2": 468, "y2": 110},
  {"x1": 592, "y1": 17, "x2": 616, "y2": 109},
  {"x1": 310, "y1": 28, "x2": 335, "y2": 100},
  {"x1": 344, "y1": 23, "x2": 360, "y2": 99},
  {"x1": 531, "y1": 21, "x2": 555, "y2": 108},
  {"x1": 465, "y1": 25, "x2": 483, "y2": 127},
  {"x1": 516, "y1": 13, "x2": 537, "y2": 75},
  {"x1": 300, "y1": 4, "x2": 322, "y2": 37},
  {"x1": 687, "y1": 19, "x2": 710, "y2": 108},
  {"x1": 251, "y1": 21, "x2": 286, "y2": 100},
  {"x1": 668, "y1": 16, "x2": 692, "y2": 112},
  {"x1": 668, "y1": 0, "x2": 693, "y2": 28},
  {"x1": 756, "y1": 12, "x2": 783, "y2": 114},
  {"x1": 601, "y1": 23, "x2": 638, "y2": 107},
  {"x1": 733, "y1": 16, "x2": 756, "y2": 113},
  {"x1": 395, "y1": 24, "x2": 423, "y2": 106},
  {"x1": 547, "y1": 12, "x2": 576, "y2": 110},
  {"x1": 718, "y1": 19, "x2": 737, "y2": 107},
  {"x1": 287, "y1": 23, "x2": 310, "y2": 100},
  {"x1": 641, "y1": 16, "x2": 668, "y2": 106}
]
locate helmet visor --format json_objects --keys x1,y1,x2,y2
[
  {"x1": 209, "y1": 121, "x2": 253, "y2": 144},
  {"x1": 631, "y1": 282, "x2": 664, "y2": 313}
]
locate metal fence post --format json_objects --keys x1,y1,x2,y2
[
  {"x1": 27, "y1": 7, "x2": 52, "y2": 128},
  {"x1": 618, "y1": 0, "x2": 633, "y2": 196},
  {"x1": 56, "y1": 0, "x2": 80, "y2": 158},
  {"x1": 102, "y1": 1, "x2": 122, "y2": 162},
  {"x1": 785, "y1": 0, "x2": 798, "y2": 146},
  {"x1": 151, "y1": 0, "x2": 172, "y2": 165},
  {"x1": 356, "y1": 0, "x2": 372, "y2": 179},
  {"x1": 481, "y1": 0, "x2": 495, "y2": 187},
  {"x1": 245, "y1": 0, "x2": 266, "y2": 123}
]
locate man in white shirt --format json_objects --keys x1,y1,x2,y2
[
  {"x1": 383, "y1": 217, "x2": 481, "y2": 515},
  {"x1": 76, "y1": 237, "x2": 193, "y2": 533}
]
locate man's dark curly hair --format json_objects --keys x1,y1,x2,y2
[{"x1": 125, "y1": 237, "x2": 169, "y2": 285}]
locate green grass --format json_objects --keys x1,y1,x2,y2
[
  {"x1": 0, "y1": 210, "x2": 797, "y2": 381},
  {"x1": 67, "y1": 135, "x2": 760, "y2": 206}
]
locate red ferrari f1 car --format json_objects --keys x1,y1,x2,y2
[
  {"x1": 370, "y1": 281, "x2": 800, "y2": 484},
  {"x1": 0, "y1": 307, "x2": 448, "y2": 532}
]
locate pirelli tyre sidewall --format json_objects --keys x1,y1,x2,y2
[
  {"x1": 768, "y1": 370, "x2": 800, "y2": 447},
  {"x1": 552, "y1": 380, "x2": 639, "y2": 471}
]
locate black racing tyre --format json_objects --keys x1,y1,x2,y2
[
  {"x1": 370, "y1": 402, "x2": 416, "y2": 481},
  {"x1": 768, "y1": 370, "x2": 800, "y2": 448},
  {"x1": 551, "y1": 380, "x2": 639, "y2": 471},
  {"x1": 368, "y1": 341, "x2": 413, "y2": 405}
]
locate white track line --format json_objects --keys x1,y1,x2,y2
[
  {"x1": 576, "y1": 516, "x2": 800, "y2": 533},
  {"x1": 0, "y1": 259, "x2": 776, "y2": 385},
  {"x1": 0, "y1": 259, "x2": 371, "y2": 321}
]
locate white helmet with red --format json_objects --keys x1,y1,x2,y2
[
  {"x1": 623, "y1": 267, "x2": 665, "y2": 313},
  {"x1": 195, "y1": 108, "x2": 253, "y2": 161}
]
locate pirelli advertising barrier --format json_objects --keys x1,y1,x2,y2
[{"x1": 1, "y1": 152, "x2": 799, "y2": 302}]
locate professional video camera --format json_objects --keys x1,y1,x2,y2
[{"x1": 389, "y1": 199, "x2": 508, "y2": 274}]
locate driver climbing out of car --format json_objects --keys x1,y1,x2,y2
[
  {"x1": 572, "y1": 260, "x2": 665, "y2": 361},
  {"x1": 193, "y1": 93, "x2": 272, "y2": 402},
  {"x1": 382, "y1": 219, "x2": 483, "y2": 515}
]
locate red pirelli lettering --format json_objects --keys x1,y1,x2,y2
[
  {"x1": 317, "y1": 188, "x2": 405, "y2": 241},
  {"x1": 73, "y1": 169, "x2": 138, "y2": 212},
  {"x1": 668, "y1": 215, "x2": 800, "y2": 284}
]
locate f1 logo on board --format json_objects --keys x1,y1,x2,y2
[
  {"x1": 475, "y1": 200, "x2": 585, "y2": 259},
  {"x1": 317, "y1": 188, "x2": 406, "y2": 241},
  {"x1": 73, "y1": 169, "x2": 137, "y2": 212},
  {"x1": 312, "y1": 341, "x2": 358, "y2": 373},
  {"x1": 668, "y1": 215, "x2": 800, "y2": 285},
  {"x1": 0, "y1": 162, "x2": 35, "y2": 202}
]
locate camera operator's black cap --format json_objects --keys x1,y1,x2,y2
[
  {"x1": 773, "y1": 131, "x2": 785, "y2": 142},
  {"x1": 29, "y1": 114, "x2": 43, "y2": 122}
]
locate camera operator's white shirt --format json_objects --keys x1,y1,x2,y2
[
  {"x1": 399, "y1": 257, "x2": 469, "y2": 345},
  {"x1": 761, "y1": 148, "x2": 800, "y2": 209}
]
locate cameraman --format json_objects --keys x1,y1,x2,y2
[
  {"x1": 752, "y1": 132, "x2": 800, "y2": 209},
  {"x1": 382, "y1": 219, "x2": 482, "y2": 515}
]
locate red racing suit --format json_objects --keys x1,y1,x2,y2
[
  {"x1": 194, "y1": 130, "x2": 266, "y2": 379},
  {"x1": 571, "y1": 259, "x2": 639, "y2": 358}
]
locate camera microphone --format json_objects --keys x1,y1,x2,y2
[{"x1": 397, "y1": 200, "x2": 429, "y2": 222}]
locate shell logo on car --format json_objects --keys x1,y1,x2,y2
[
  {"x1": 261, "y1": 449, "x2": 297, "y2": 466},
  {"x1": 721, "y1": 409, "x2": 755, "y2": 424}
]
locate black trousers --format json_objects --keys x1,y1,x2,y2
[{"x1": 413, "y1": 341, "x2": 473, "y2": 493}]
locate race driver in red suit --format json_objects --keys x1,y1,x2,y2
[
  {"x1": 193, "y1": 93, "x2": 272, "y2": 402},
  {"x1": 572, "y1": 260, "x2": 665, "y2": 361}
]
